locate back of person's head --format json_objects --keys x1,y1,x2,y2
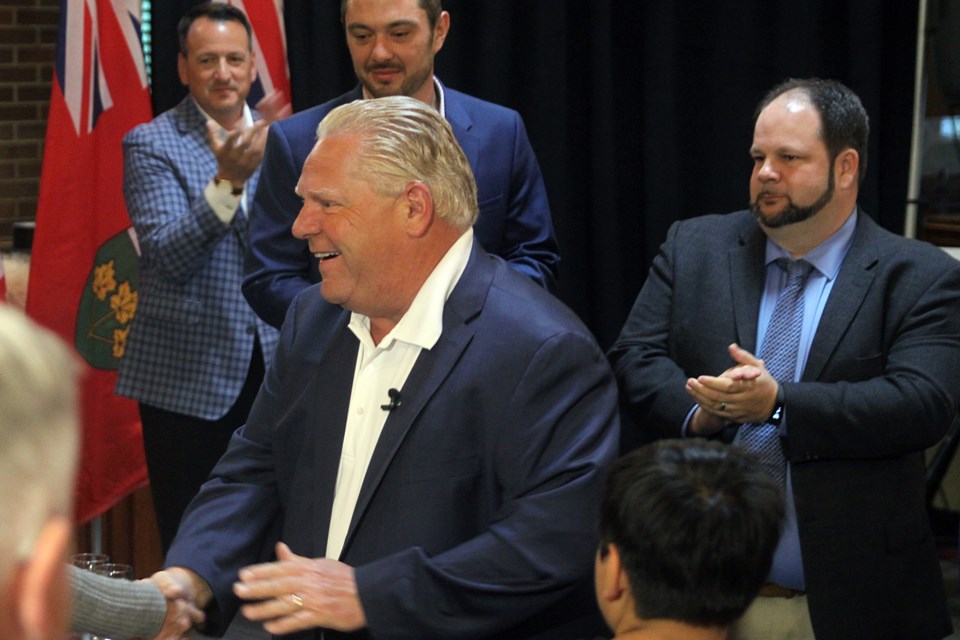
[
  {"x1": 0, "y1": 306, "x2": 81, "y2": 638},
  {"x1": 316, "y1": 95, "x2": 478, "y2": 230},
  {"x1": 599, "y1": 440, "x2": 783, "y2": 628},
  {"x1": 177, "y1": 1, "x2": 253, "y2": 55},
  {"x1": 754, "y1": 77, "x2": 869, "y2": 185}
]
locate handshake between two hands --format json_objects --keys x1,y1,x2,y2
[{"x1": 145, "y1": 542, "x2": 366, "y2": 639}]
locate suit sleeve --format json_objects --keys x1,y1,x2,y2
[
  {"x1": 161, "y1": 294, "x2": 304, "y2": 633},
  {"x1": 122, "y1": 125, "x2": 237, "y2": 285},
  {"x1": 355, "y1": 330, "x2": 620, "y2": 639},
  {"x1": 784, "y1": 254, "x2": 960, "y2": 461},
  {"x1": 242, "y1": 124, "x2": 314, "y2": 328},
  {"x1": 497, "y1": 112, "x2": 560, "y2": 293},
  {"x1": 607, "y1": 220, "x2": 702, "y2": 440}
]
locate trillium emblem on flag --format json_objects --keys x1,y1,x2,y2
[{"x1": 74, "y1": 228, "x2": 140, "y2": 368}]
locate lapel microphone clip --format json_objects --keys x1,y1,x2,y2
[{"x1": 381, "y1": 388, "x2": 402, "y2": 412}]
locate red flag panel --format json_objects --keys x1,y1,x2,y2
[
  {"x1": 27, "y1": 0, "x2": 153, "y2": 524},
  {"x1": 230, "y1": 0, "x2": 292, "y2": 111}
]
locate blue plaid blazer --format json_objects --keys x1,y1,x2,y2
[{"x1": 116, "y1": 96, "x2": 279, "y2": 419}]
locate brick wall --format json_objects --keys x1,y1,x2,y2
[{"x1": 0, "y1": 0, "x2": 57, "y2": 247}]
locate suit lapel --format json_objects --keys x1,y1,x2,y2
[
  {"x1": 442, "y1": 88, "x2": 482, "y2": 174},
  {"x1": 173, "y1": 98, "x2": 219, "y2": 197},
  {"x1": 803, "y1": 214, "x2": 879, "y2": 381},
  {"x1": 339, "y1": 242, "x2": 491, "y2": 557},
  {"x1": 308, "y1": 311, "x2": 360, "y2": 556},
  {"x1": 729, "y1": 223, "x2": 767, "y2": 354}
]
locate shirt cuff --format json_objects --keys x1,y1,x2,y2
[
  {"x1": 681, "y1": 404, "x2": 698, "y2": 438},
  {"x1": 204, "y1": 179, "x2": 242, "y2": 224}
]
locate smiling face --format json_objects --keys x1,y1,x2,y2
[
  {"x1": 343, "y1": 0, "x2": 449, "y2": 106},
  {"x1": 177, "y1": 16, "x2": 256, "y2": 129},
  {"x1": 292, "y1": 134, "x2": 411, "y2": 324},
  {"x1": 749, "y1": 91, "x2": 838, "y2": 230}
]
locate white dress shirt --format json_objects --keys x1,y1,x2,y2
[{"x1": 325, "y1": 229, "x2": 474, "y2": 559}]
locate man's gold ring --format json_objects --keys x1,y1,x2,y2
[
  {"x1": 719, "y1": 401, "x2": 727, "y2": 411},
  {"x1": 290, "y1": 593, "x2": 304, "y2": 609}
]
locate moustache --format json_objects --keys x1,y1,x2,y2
[{"x1": 365, "y1": 63, "x2": 402, "y2": 72}]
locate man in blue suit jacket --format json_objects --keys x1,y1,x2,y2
[
  {"x1": 242, "y1": 0, "x2": 559, "y2": 329},
  {"x1": 609, "y1": 79, "x2": 960, "y2": 640},
  {"x1": 162, "y1": 97, "x2": 619, "y2": 640},
  {"x1": 116, "y1": 3, "x2": 281, "y2": 552}
]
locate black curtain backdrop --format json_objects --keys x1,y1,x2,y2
[{"x1": 150, "y1": 0, "x2": 920, "y2": 349}]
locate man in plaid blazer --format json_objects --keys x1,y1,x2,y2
[{"x1": 116, "y1": 3, "x2": 282, "y2": 552}]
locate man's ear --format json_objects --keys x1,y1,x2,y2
[
  {"x1": 14, "y1": 516, "x2": 73, "y2": 640},
  {"x1": 836, "y1": 148, "x2": 859, "y2": 190},
  {"x1": 177, "y1": 53, "x2": 189, "y2": 86},
  {"x1": 433, "y1": 11, "x2": 451, "y2": 54},
  {"x1": 403, "y1": 182, "x2": 435, "y2": 238},
  {"x1": 597, "y1": 543, "x2": 627, "y2": 603}
]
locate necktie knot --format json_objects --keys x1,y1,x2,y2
[{"x1": 776, "y1": 258, "x2": 814, "y2": 288}]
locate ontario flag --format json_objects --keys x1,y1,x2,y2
[
  {"x1": 226, "y1": 0, "x2": 292, "y2": 115},
  {"x1": 27, "y1": 0, "x2": 152, "y2": 524}
]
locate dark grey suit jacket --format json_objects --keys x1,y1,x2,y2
[{"x1": 609, "y1": 209, "x2": 960, "y2": 640}]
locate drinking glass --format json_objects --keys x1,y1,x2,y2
[
  {"x1": 69, "y1": 554, "x2": 109, "y2": 640},
  {"x1": 92, "y1": 563, "x2": 134, "y2": 581},
  {"x1": 70, "y1": 552, "x2": 109, "y2": 572}
]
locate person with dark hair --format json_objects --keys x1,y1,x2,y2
[
  {"x1": 115, "y1": 1, "x2": 288, "y2": 552},
  {"x1": 595, "y1": 440, "x2": 783, "y2": 640},
  {"x1": 177, "y1": 2, "x2": 253, "y2": 56},
  {"x1": 242, "y1": 0, "x2": 559, "y2": 329},
  {"x1": 609, "y1": 78, "x2": 960, "y2": 640}
]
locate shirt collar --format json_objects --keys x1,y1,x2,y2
[
  {"x1": 433, "y1": 76, "x2": 446, "y2": 119},
  {"x1": 765, "y1": 207, "x2": 858, "y2": 281},
  {"x1": 350, "y1": 228, "x2": 473, "y2": 351}
]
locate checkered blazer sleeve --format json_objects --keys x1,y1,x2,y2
[{"x1": 122, "y1": 111, "x2": 236, "y2": 284}]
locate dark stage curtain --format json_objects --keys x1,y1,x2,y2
[{"x1": 149, "y1": 0, "x2": 920, "y2": 349}]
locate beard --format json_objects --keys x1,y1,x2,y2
[
  {"x1": 751, "y1": 170, "x2": 835, "y2": 229},
  {"x1": 359, "y1": 63, "x2": 433, "y2": 99}
]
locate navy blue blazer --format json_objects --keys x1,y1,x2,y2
[
  {"x1": 116, "y1": 96, "x2": 278, "y2": 419},
  {"x1": 242, "y1": 82, "x2": 560, "y2": 328},
  {"x1": 609, "y1": 210, "x2": 960, "y2": 640},
  {"x1": 168, "y1": 241, "x2": 620, "y2": 639}
]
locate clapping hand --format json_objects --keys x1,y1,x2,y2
[{"x1": 686, "y1": 343, "x2": 776, "y2": 434}]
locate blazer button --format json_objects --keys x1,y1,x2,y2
[{"x1": 246, "y1": 324, "x2": 256, "y2": 335}]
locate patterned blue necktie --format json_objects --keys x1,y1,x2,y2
[{"x1": 738, "y1": 258, "x2": 813, "y2": 485}]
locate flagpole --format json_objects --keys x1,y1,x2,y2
[
  {"x1": 90, "y1": 515, "x2": 103, "y2": 555},
  {"x1": 905, "y1": 0, "x2": 930, "y2": 239}
]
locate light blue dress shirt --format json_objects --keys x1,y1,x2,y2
[{"x1": 745, "y1": 209, "x2": 858, "y2": 589}]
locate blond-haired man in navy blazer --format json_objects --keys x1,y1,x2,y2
[{"x1": 162, "y1": 96, "x2": 619, "y2": 640}]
